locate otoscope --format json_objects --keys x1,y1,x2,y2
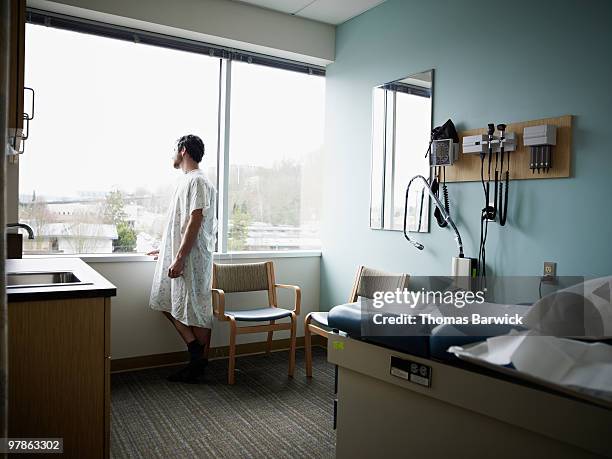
[
  {"x1": 478, "y1": 123, "x2": 496, "y2": 279},
  {"x1": 484, "y1": 123, "x2": 496, "y2": 221},
  {"x1": 497, "y1": 123, "x2": 509, "y2": 226}
]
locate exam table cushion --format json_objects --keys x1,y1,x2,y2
[
  {"x1": 327, "y1": 302, "x2": 531, "y2": 361},
  {"x1": 225, "y1": 307, "x2": 293, "y2": 322},
  {"x1": 523, "y1": 276, "x2": 612, "y2": 338},
  {"x1": 327, "y1": 302, "x2": 362, "y2": 336},
  {"x1": 328, "y1": 301, "x2": 534, "y2": 360},
  {"x1": 327, "y1": 301, "x2": 432, "y2": 357}
]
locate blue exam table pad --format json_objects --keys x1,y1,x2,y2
[{"x1": 326, "y1": 301, "x2": 531, "y2": 361}]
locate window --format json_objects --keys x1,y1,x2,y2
[
  {"x1": 19, "y1": 20, "x2": 324, "y2": 255},
  {"x1": 227, "y1": 62, "x2": 325, "y2": 251}
]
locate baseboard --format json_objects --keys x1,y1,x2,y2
[{"x1": 111, "y1": 335, "x2": 326, "y2": 373}]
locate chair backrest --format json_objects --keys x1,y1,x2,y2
[
  {"x1": 213, "y1": 261, "x2": 277, "y2": 305},
  {"x1": 348, "y1": 266, "x2": 409, "y2": 302}
]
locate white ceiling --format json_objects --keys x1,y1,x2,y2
[{"x1": 236, "y1": 0, "x2": 386, "y2": 25}]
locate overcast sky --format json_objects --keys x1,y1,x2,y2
[{"x1": 21, "y1": 24, "x2": 325, "y2": 199}]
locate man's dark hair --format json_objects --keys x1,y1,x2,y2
[{"x1": 177, "y1": 134, "x2": 205, "y2": 163}]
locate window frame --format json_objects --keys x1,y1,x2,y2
[{"x1": 20, "y1": 9, "x2": 325, "y2": 257}]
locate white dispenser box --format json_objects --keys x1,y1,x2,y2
[{"x1": 523, "y1": 124, "x2": 557, "y2": 146}]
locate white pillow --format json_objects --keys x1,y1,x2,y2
[{"x1": 523, "y1": 276, "x2": 612, "y2": 338}]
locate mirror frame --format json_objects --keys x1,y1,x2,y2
[{"x1": 369, "y1": 68, "x2": 434, "y2": 232}]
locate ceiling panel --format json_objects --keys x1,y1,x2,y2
[
  {"x1": 296, "y1": 0, "x2": 386, "y2": 25},
  {"x1": 234, "y1": 0, "x2": 386, "y2": 25},
  {"x1": 237, "y1": 0, "x2": 313, "y2": 15}
]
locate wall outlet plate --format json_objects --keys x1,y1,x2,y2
[{"x1": 542, "y1": 261, "x2": 557, "y2": 282}]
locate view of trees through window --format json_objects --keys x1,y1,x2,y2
[
  {"x1": 20, "y1": 24, "x2": 324, "y2": 254},
  {"x1": 228, "y1": 61, "x2": 324, "y2": 251}
]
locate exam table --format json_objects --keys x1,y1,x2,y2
[{"x1": 326, "y1": 303, "x2": 612, "y2": 459}]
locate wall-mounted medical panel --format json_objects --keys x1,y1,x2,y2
[{"x1": 444, "y1": 115, "x2": 572, "y2": 182}]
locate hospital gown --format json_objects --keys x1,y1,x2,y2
[{"x1": 149, "y1": 169, "x2": 217, "y2": 328}]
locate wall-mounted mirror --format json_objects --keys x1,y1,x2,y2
[{"x1": 370, "y1": 69, "x2": 433, "y2": 232}]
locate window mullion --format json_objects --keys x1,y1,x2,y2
[{"x1": 217, "y1": 59, "x2": 232, "y2": 253}]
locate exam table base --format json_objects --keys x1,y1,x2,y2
[{"x1": 328, "y1": 334, "x2": 611, "y2": 459}]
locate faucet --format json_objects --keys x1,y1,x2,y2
[{"x1": 7, "y1": 223, "x2": 35, "y2": 239}]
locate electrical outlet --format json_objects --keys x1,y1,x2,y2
[{"x1": 542, "y1": 261, "x2": 557, "y2": 282}]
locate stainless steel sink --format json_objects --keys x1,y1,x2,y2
[{"x1": 7, "y1": 271, "x2": 92, "y2": 289}]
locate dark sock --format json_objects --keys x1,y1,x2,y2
[
  {"x1": 187, "y1": 340, "x2": 204, "y2": 363},
  {"x1": 166, "y1": 341, "x2": 207, "y2": 383}
]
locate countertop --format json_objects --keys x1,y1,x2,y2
[{"x1": 6, "y1": 257, "x2": 117, "y2": 302}]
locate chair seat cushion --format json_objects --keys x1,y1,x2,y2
[
  {"x1": 310, "y1": 311, "x2": 329, "y2": 327},
  {"x1": 225, "y1": 307, "x2": 293, "y2": 322}
]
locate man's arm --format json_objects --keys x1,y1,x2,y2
[{"x1": 168, "y1": 209, "x2": 204, "y2": 278}]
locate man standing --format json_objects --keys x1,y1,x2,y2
[{"x1": 148, "y1": 135, "x2": 217, "y2": 383}]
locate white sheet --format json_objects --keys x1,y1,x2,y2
[{"x1": 449, "y1": 331, "x2": 612, "y2": 396}]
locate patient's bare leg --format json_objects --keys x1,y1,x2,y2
[{"x1": 163, "y1": 311, "x2": 195, "y2": 344}]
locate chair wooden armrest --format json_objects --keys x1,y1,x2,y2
[
  {"x1": 211, "y1": 288, "x2": 226, "y2": 319},
  {"x1": 274, "y1": 283, "x2": 301, "y2": 315},
  {"x1": 305, "y1": 312, "x2": 331, "y2": 338}
]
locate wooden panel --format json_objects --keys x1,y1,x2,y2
[
  {"x1": 103, "y1": 298, "x2": 111, "y2": 459},
  {"x1": 444, "y1": 115, "x2": 572, "y2": 182},
  {"x1": 104, "y1": 357, "x2": 111, "y2": 459},
  {"x1": 8, "y1": 297, "x2": 106, "y2": 458}
]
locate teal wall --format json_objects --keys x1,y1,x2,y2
[{"x1": 320, "y1": 0, "x2": 612, "y2": 309}]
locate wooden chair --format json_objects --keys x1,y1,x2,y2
[
  {"x1": 304, "y1": 265, "x2": 409, "y2": 377},
  {"x1": 212, "y1": 261, "x2": 301, "y2": 385}
]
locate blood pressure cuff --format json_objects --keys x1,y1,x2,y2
[{"x1": 431, "y1": 119, "x2": 459, "y2": 143}]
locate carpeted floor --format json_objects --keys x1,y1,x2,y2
[{"x1": 111, "y1": 347, "x2": 336, "y2": 458}]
